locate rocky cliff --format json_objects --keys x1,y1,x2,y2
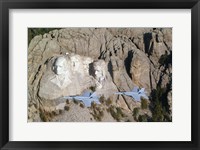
[{"x1": 28, "y1": 28, "x2": 172, "y2": 122}]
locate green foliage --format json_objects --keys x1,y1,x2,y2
[
  {"x1": 132, "y1": 107, "x2": 139, "y2": 117},
  {"x1": 158, "y1": 51, "x2": 172, "y2": 67},
  {"x1": 133, "y1": 107, "x2": 149, "y2": 122},
  {"x1": 73, "y1": 99, "x2": 79, "y2": 105},
  {"x1": 106, "y1": 98, "x2": 113, "y2": 106},
  {"x1": 66, "y1": 99, "x2": 70, "y2": 104},
  {"x1": 126, "y1": 119, "x2": 131, "y2": 122},
  {"x1": 99, "y1": 95, "x2": 106, "y2": 104},
  {"x1": 106, "y1": 108, "x2": 110, "y2": 113},
  {"x1": 116, "y1": 107, "x2": 125, "y2": 117},
  {"x1": 40, "y1": 112, "x2": 48, "y2": 122},
  {"x1": 150, "y1": 85, "x2": 172, "y2": 122},
  {"x1": 99, "y1": 96, "x2": 113, "y2": 106},
  {"x1": 109, "y1": 106, "x2": 120, "y2": 121},
  {"x1": 79, "y1": 103, "x2": 85, "y2": 108},
  {"x1": 141, "y1": 98, "x2": 148, "y2": 109},
  {"x1": 138, "y1": 115, "x2": 148, "y2": 122},
  {"x1": 59, "y1": 110, "x2": 64, "y2": 114},
  {"x1": 109, "y1": 106, "x2": 125, "y2": 121},
  {"x1": 28, "y1": 28, "x2": 60, "y2": 44},
  {"x1": 91, "y1": 101, "x2": 97, "y2": 109},
  {"x1": 95, "y1": 116, "x2": 102, "y2": 121},
  {"x1": 39, "y1": 108, "x2": 55, "y2": 122},
  {"x1": 152, "y1": 100, "x2": 164, "y2": 121},
  {"x1": 91, "y1": 104, "x2": 104, "y2": 121},
  {"x1": 89, "y1": 86, "x2": 96, "y2": 92},
  {"x1": 99, "y1": 110, "x2": 104, "y2": 117},
  {"x1": 64, "y1": 106, "x2": 70, "y2": 111},
  {"x1": 167, "y1": 73, "x2": 172, "y2": 90},
  {"x1": 134, "y1": 116, "x2": 138, "y2": 122}
]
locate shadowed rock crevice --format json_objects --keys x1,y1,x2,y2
[
  {"x1": 107, "y1": 60, "x2": 113, "y2": 79},
  {"x1": 124, "y1": 51, "x2": 133, "y2": 79},
  {"x1": 143, "y1": 32, "x2": 153, "y2": 55}
]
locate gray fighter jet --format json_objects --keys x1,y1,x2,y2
[
  {"x1": 115, "y1": 87, "x2": 148, "y2": 101},
  {"x1": 63, "y1": 91, "x2": 100, "y2": 107}
]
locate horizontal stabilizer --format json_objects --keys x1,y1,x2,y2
[
  {"x1": 63, "y1": 96, "x2": 73, "y2": 99},
  {"x1": 132, "y1": 93, "x2": 140, "y2": 101},
  {"x1": 139, "y1": 88, "x2": 145, "y2": 93}
]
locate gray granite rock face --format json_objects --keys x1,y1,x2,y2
[
  {"x1": 28, "y1": 28, "x2": 172, "y2": 122},
  {"x1": 38, "y1": 55, "x2": 93, "y2": 100}
]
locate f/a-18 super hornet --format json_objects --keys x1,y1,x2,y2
[
  {"x1": 115, "y1": 87, "x2": 148, "y2": 101},
  {"x1": 63, "y1": 91, "x2": 100, "y2": 107}
]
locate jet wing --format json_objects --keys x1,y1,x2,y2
[
  {"x1": 140, "y1": 93, "x2": 149, "y2": 100},
  {"x1": 131, "y1": 93, "x2": 141, "y2": 101},
  {"x1": 82, "y1": 91, "x2": 91, "y2": 97},
  {"x1": 132, "y1": 86, "x2": 139, "y2": 92},
  {"x1": 81, "y1": 98, "x2": 100, "y2": 107},
  {"x1": 81, "y1": 99, "x2": 92, "y2": 107}
]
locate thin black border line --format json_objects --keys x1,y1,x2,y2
[
  {"x1": 1, "y1": 0, "x2": 9, "y2": 150},
  {"x1": 196, "y1": 1, "x2": 200, "y2": 148},
  {"x1": 0, "y1": 1, "x2": 198, "y2": 9},
  {"x1": 0, "y1": 0, "x2": 3, "y2": 149},
  {"x1": 191, "y1": 1, "x2": 199, "y2": 147},
  {"x1": 0, "y1": 0, "x2": 200, "y2": 150}
]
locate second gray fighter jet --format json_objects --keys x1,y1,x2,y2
[{"x1": 115, "y1": 87, "x2": 148, "y2": 101}]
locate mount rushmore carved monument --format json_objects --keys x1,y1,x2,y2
[{"x1": 28, "y1": 28, "x2": 172, "y2": 122}]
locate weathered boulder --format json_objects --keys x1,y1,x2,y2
[{"x1": 130, "y1": 49, "x2": 152, "y2": 93}]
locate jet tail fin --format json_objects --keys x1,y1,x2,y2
[
  {"x1": 132, "y1": 86, "x2": 139, "y2": 92},
  {"x1": 82, "y1": 91, "x2": 91, "y2": 97},
  {"x1": 90, "y1": 92, "x2": 98, "y2": 98},
  {"x1": 132, "y1": 94, "x2": 140, "y2": 101}
]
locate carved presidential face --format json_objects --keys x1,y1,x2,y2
[
  {"x1": 93, "y1": 60, "x2": 106, "y2": 82},
  {"x1": 70, "y1": 55, "x2": 81, "y2": 72},
  {"x1": 53, "y1": 57, "x2": 67, "y2": 75},
  {"x1": 94, "y1": 65, "x2": 103, "y2": 80},
  {"x1": 50, "y1": 56, "x2": 72, "y2": 89},
  {"x1": 83, "y1": 57, "x2": 93, "y2": 74}
]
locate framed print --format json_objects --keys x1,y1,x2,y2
[{"x1": 0, "y1": 0, "x2": 200, "y2": 150}]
